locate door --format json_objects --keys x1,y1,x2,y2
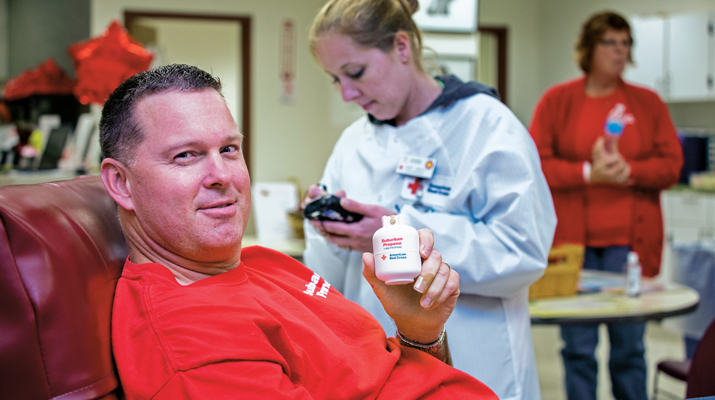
[{"x1": 125, "y1": 12, "x2": 252, "y2": 171}]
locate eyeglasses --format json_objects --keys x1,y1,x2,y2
[{"x1": 599, "y1": 39, "x2": 632, "y2": 48}]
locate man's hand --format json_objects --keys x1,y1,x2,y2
[
  {"x1": 591, "y1": 137, "x2": 632, "y2": 185},
  {"x1": 308, "y1": 191, "x2": 394, "y2": 253},
  {"x1": 362, "y1": 229, "x2": 459, "y2": 344}
]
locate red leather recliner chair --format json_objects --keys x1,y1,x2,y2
[{"x1": 0, "y1": 176, "x2": 128, "y2": 399}]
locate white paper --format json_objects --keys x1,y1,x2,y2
[
  {"x1": 252, "y1": 182, "x2": 299, "y2": 242},
  {"x1": 33, "y1": 114, "x2": 61, "y2": 168},
  {"x1": 82, "y1": 105, "x2": 103, "y2": 173},
  {"x1": 60, "y1": 113, "x2": 98, "y2": 171}
]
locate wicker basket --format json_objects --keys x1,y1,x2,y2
[
  {"x1": 528, "y1": 243, "x2": 585, "y2": 300},
  {"x1": 287, "y1": 209, "x2": 305, "y2": 239}
]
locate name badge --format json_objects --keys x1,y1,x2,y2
[{"x1": 396, "y1": 156, "x2": 437, "y2": 180}]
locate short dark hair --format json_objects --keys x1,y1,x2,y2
[
  {"x1": 575, "y1": 11, "x2": 633, "y2": 74},
  {"x1": 99, "y1": 64, "x2": 223, "y2": 164}
]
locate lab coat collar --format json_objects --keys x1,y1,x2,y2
[
  {"x1": 357, "y1": 114, "x2": 444, "y2": 170},
  {"x1": 367, "y1": 74, "x2": 499, "y2": 126}
]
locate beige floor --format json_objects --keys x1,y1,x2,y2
[{"x1": 533, "y1": 321, "x2": 688, "y2": 400}]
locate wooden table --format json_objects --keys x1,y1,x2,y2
[{"x1": 530, "y1": 270, "x2": 700, "y2": 325}]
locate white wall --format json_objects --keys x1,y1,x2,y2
[
  {"x1": 537, "y1": 0, "x2": 715, "y2": 91},
  {"x1": 479, "y1": 0, "x2": 715, "y2": 128},
  {"x1": 139, "y1": 18, "x2": 241, "y2": 129},
  {"x1": 478, "y1": 0, "x2": 542, "y2": 126},
  {"x1": 91, "y1": 0, "x2": 715, "y2": 192},
  {"x1": 537, "y1": 0, "x2": 715, "y2": 130},
  {"x1": 92, "y1": 0, "x2": 346, "y2": 194}
]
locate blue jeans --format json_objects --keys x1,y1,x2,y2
[
  {"x1": 685, "y1": 335, "x2": 699, "y2": 359},
  {"x1": 560, "y1": 246, "x2": 647, "y2": 400}
]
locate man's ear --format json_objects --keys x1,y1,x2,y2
[
  {"x1": 393, "y1": 31, "x2": 412, "y2": 64},
  {"x1": 101, "y1": 158, "x2": 135, "y2": 211}
]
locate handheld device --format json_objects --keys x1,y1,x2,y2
[{"x1": 303, "y1": 194, "x2": 364, "y2": 223}]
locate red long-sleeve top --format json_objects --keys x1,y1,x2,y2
[
  {"x1": 529, "y1": 77, "x2": 683, "y2": 276},
  {"x1": 112, "y1": 246, "x2": 497, "y2": 399}
]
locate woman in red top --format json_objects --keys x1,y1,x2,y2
[{"x1": 529, "y1": 11, "x2": 682, "y2": 400}]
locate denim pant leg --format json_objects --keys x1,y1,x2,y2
[
  {"x1": 685, "y1": 336, "x2": 700, "y2": 359},
  {"x1": 598, "y1": 246, "x2": 647, "y2": 400},
  {"x1": 598, "y1": 246, "x2": 631, "y2": 275},
  {"x1": 560, "y1": 246, "x2": 632, "y2": 400},
  {"x1": 561, "y1": 324, "x2": 599, "y2": 400},
  {"x1": 608, "y1": 321, "x2": 647, "y2": 400},
  {"x1": 559, "y1": 247, "x2": 604, "y2": 400}
]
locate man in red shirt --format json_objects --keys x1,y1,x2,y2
[{"x1": 99, "y1": 64, "x2": 497, "y2": 399}]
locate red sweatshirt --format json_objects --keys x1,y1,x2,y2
[
  {"x1": 529, "y1": 77, "x2": 682, "y2": 276},
  {"x1": 112, "y1": 246, "x2": 497, "y2": 399}
]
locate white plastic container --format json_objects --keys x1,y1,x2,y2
[
  {"x1": 625, "y1": 251, "x2": 642, "y2": 297},
  {"x1": 373, "y1": 215, "x2": 421, "y2": 285}
]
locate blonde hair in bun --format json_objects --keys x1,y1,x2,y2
[
  {"x1": 402, "y1": 0, "x2": 419, "y2": 14},
  {"x1": 309, "y1": 0, "x2": 425, "y2": 71}
]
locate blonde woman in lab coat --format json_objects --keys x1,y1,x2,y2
[{"x1": 303, "y1": 1, "x2": 557, "y2": 399}]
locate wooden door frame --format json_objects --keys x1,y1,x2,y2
[
  {"x1": 477, "y1": 25, "x2": 507, "y2": 105},
  {"x1": 124, "y1": 11, "x2": 253, "y2": 172}
]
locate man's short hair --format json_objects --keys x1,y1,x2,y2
[{"x1": 99, "y1": 64, "x2": 223, "y2": 164}]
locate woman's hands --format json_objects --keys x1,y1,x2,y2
[
  {"x1": 590, "y1": 137, "x2": 631, "y2": 185},
  {"x1": 362, "y1": 229, "x2": 459, "y2": 344},
  {"x1": 303, "y1": 187, "x2": 458, "y2": 344},
  {"x1": 302, "y1": 185, "x2": 394, "y2": 253},
  {"x1": 302, "y1": 184, "x2": 328, "y2": 205}
]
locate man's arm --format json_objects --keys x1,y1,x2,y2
[
  {"x1": 396, "y1": 328, "x2": 452, "y2": 365},
  {"x1": 361, "y1": 229, "x2": 459, "y2": 364},
  {"x1": 147, "y1": 361, "x2": 314, "y2": 399}
]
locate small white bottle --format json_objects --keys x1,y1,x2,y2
[
  {"x1": 373, "y1": 215, "x2": 421, "y2": 285},
  {"x1": 625, "y1": 251, "x2": 642, "y2": 297}
]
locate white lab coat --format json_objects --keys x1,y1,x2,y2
[{"x1": 304, "y1": 93, "x2": 556, "y2": 400}]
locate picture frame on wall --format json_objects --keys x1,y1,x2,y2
[
  {"x1": 413, "y1": 0, "x2": 479, "y2": 33},
  {"x1": 424, "y1": 54, "x2": 476, "y2": 83},
  {"x1": 436, "y1": 56, "x2": 476, "y2": 83}
]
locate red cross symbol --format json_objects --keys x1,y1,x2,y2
[
  {"x1": 381, "y1": 255, "x2": 387, "y2": 260},
  {"x1": 408, "y1": 178, "x2": 422, "y2": 195}
]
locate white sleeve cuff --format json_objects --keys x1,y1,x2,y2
[{"x1": 583, "y1": 161, "x2": 592, "y2": 183}]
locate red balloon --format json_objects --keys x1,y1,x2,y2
[
  {"x1": 68, "y1": 20, "x2": 153, "y2": 105},
  {"x1": 3, "y1": 59, "x2": 75, "y2": 101}
]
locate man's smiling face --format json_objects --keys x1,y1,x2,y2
[{"x1": 125, "y1": 88, "x2": 251, "y2": 263}]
